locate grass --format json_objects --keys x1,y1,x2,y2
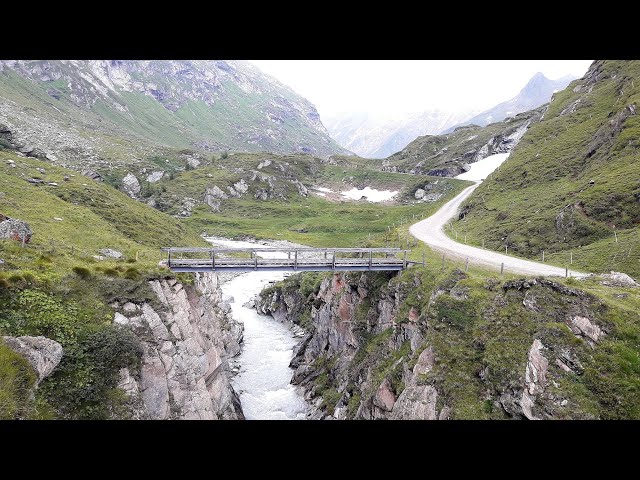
[{"x1": 0, "y1": 339, "x2": 37, "y2": 419}]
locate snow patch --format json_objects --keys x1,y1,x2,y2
[
  {"x1": 341, "y1": 186, "x2": 398, "y2": 202},
  {"x1": 456, "y1": 153, "x2": 510, "y2": 182}
]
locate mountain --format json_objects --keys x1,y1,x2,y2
[
  {"x1": 382, "y1": 106, "x2": 543, "y2": 176},
  {"x1": 444, "y1": 72, "x2": 576, "y2": 132},
  {"x1": 456, "y1": 60, "x2": 640, "y2": 277},
  {"x1": 324, "y1": 110, "x2": 476, "y2": 158},
  {"x1": 0, "y1": 60, "x2": 348, "y2": 172}
]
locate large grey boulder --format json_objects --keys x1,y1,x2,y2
[
  {"x1": 3, "y1": 336, "x2": 63, "y2": 385},
  {"x1": 122, "y1": 173, "x2": 141, "y2": 198},
  {"x1": 0, "y1": 216, "x2": 32, "y2": 243}
]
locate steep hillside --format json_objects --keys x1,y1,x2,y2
[
  {"x1": 382, "y1": 107, "x2": 543, "y2": 176},
  {"x1": 0, "y1": 60, "x2": 348, "y2": 174},
  {"x1": 445, "y1": 72, "x2": 575, "y2": 132},
  {"x1": 325, "y1": 110, "x2": 474, "y2": 158},
  {"x1": 455, "y1": 60, "x2": 640, "y2": 278}
]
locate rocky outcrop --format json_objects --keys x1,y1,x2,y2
[
  {"x1": 2, "y1": 335, "x2": 63, "y2": 385},
  {"x1": 122, "y1": 173, "x2": 141, "y2": 198},
  {"x1": 0, "y1": 216, "x2": 32, "y2": 243},
  {"x1": 258, "y1": 268, "x2": 611, "y2": 420},
  {"x1": 521, "y1": 339, "x2": 548, "y2": 420},
  {"x1": 113, "y1": 272, "x2": 244, "y2": 420},
  {"x1": 204, "y1": 185, "x2": 228, "y2": 212}
]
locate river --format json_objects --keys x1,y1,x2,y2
[{"x1": 206, "y1": 238, "x2": 309, "y2": 420}]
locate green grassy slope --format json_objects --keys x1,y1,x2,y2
[
  {"x1": 0, "y1": 60, "x2": 347, "y2": 171},
  {"x1": 0, "y1": 150, "x2": 207, "y2": 419},
  {"x1": 454, "y1": 60, "x2": 640, "y2": 278}
]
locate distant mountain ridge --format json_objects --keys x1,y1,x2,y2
[
  {"x1": 324, "y1": 109, "x2": 476, "y2": 159},
  {"x1": 326, "y1": 72, "x2": 576, "y2": 159},
  {"x1": 0, "y1": 60, "x2": 348, "y2": 171},
  {"x1": 444, "y1": 72, "x2": 576, "y2": 132}
]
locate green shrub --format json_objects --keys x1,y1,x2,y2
[
  {"x1": 40, "y1": 324, "x2": 143, "y2": 419},
  {"x1": 1, "y1": 290, "x2": 77, "y2": 343},
  {"x1": 123, "y1": 267, "x2": 140, "y2": 280},
  {"x1": 72, "y1": 266, "x2": 91, "y2": 279}
]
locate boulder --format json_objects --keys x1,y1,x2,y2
[
  {"x1": 233, "y1": 179, "x2": 249, "y2": 194},
  {"x1": 0, "y1": 216, "x2": 32, "y2": 243},
  {"x1": 599, "y1": 271, "x2": 639, "y2": 288},
  {"x1": 146, "y1": 171, "x2": 164, "y2": 183},
  {"x1": 3, "y1": 335, "x2": 63, "y2": 385},
  {"x1": 122, "y1": 173, "x2": 141, "y2": 198},
  {"x1": 82, "y1": 170, "x2": 103, "y2": 182},
  {"x1": 414, "y1": 188, "x2": 426, "y2": 199},
  {"x1": 99, "y1": 248, "x2": 123, "y2": 259}
]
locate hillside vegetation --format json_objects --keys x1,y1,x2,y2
[{"x1": 454, "y1": 60, "x2": 640, "y2": 278}]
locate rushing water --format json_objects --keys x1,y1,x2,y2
[{"x1": 208, "y1": 238, "x2": 309, "y2": 420}]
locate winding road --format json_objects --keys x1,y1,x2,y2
[{"x1": 409, "y1": 181, "x2": 587, "y2": 278}]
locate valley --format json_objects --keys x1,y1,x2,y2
[{"x1": 0, "y1": 59, "x2": 638, "y2": 421}]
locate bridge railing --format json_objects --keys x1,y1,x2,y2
[{"x1": 160, "y1": 247, "x2": 413, "y2": 272}]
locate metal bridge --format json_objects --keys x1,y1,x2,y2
[{"x1": 161, "y1": 247, "x2": 417, "y2": 272}]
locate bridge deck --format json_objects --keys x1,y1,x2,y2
[{"x1": 162, "y1": 247, "x2": 414, "y2": 272}]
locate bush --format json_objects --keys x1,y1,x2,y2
[
  {"x1": 39, "y1": 324, "x2": 143, "y2": 419},
  {"x1": 123, "y1": 267, "x2": 140, "y2": 280},
  {"x1": 72, "y1": 266, "x2": 91, "y2": 279},
  {"x1": 0, "y1": 290, "x2": 77, "y2": 343}
]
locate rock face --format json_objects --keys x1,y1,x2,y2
[
  {"x1": 112, "y1": 272, "x2": 244, "y2": 419},
  {"x1": 257, "y1": 272, "x2": 446, "y2": 420},
  {"x1": 122, "y1": 173, "x2": 141, "y2": 198},
  {"x1": 0, "y1": 216, "x2": 32, "y2": 243},
  {"x1": 521, "y1": 339, "x2": 548, "y2": 420},
  {"x1": 257, "y1": 271, "x2": 609, "y2": 420},
  {"x1": 3, "y1": 335, "x2": 63, "y2": 385}
]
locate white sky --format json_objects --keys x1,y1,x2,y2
[{"x1": 250, "y1": 60, "x2": 593, "y2": 119}]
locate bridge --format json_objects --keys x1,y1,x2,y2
[{"x1": 161, "y1": 247, "x2": 418, "y2": 272}]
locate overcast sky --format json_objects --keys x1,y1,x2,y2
[{"x1": 250, "y1": 60, "x2": 593, "y2": 119}]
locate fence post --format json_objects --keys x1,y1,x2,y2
[
  {"x1": 505, "y1": 245, "x2": 508, "y2": 255},
  {"x1": 570, "y1": 251, "x2": 573, "y2": 264},
  {"x1": 565, "y1": 266, "x2": 568, "y2": 278},
  {"x1": 294, "y1": 250, "x2": 298, "y2": 270},
  {"x1": 614, "y1": 229, "x2": 618, "y2": 243},
  {"x1": 442, "y1": 253, "x2": 445, "y2": 271},
  {"x1": 422, "y1": 251, "x2": 425, "y2": 267},
  {"x1": 542, "y1": 250, "x2": 545, "y2": 262},
  {"x1": 500, "y1": 262, "x2": 504, "y2": 275},
  {"x1": 465, "y1": 257, "x2": 469, "y2": 272}
]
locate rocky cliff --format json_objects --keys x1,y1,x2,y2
[
  {"x1": 112, "y1": 272, "x2": 244, "y2": 420},
  {"x1": 257, "y1": 268, "x2": 639, "y2": 419}
]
